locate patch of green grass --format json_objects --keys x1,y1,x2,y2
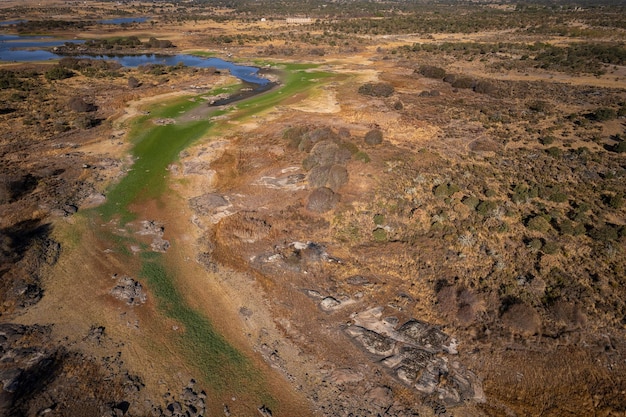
[
  {"x1": 228, "y1": 66, "x2": 336, "y2": 121},
  {"x1": 148, "y1": 95, "x2": 200, "y2": 119},
  {"x1": 98, "y1": 119, "x2": 212, "y2": 223},
  {"x1": 188, "y1": 50, "x2": 217, "y2": 57},
  {"x1": 139, "y1": 255, "x2": 272, "y2": 404}
]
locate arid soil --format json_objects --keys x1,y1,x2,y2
[{"x1": 1, "y1": 2, "x2": 626, "y2": 417}]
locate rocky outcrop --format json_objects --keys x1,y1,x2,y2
[
  {"x1": 0, "y1": 220, "x2": 60, "y2": 315},
  {"x1": 346, "y1": 307, "x2": 485, "y2": 407},
  {"x1": 0, "y1": 324, "x2": 146, "y2": 417},
  {"x1": 110, "y1": 275, "x2": 147, "y2": 306}
]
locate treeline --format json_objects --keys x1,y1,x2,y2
[
  {"x1": 16, "y1": 20, "x2": 90, "y2": 32},
  {"x1": 86, "y1": 36, "x2": 174, "y2": 49}
]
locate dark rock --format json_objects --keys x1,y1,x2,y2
[
  {"x1": 189, "y1": 193, "x2": 229, "y2": 215},
  {"x1": 258, "y1": 405, "x2": 272, "y2": 416},
  {"x1": 307, "y1": 187, "x2": 339, "y2": 213}
]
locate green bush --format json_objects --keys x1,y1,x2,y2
[
  {"x1": 588, "y1": 224, "x2": 619, "y2": 241},
  {"x1": 45, "y1": 66, "x2": 74, "y2": 81},
  {"x1": 526, "y1": 215, "x2": 552, "y2": 233},
  {"x1": 557, "y1": 219, "x2": 574, "y2": 235},
  {"x1": 462, "y1": 196, "x2": 480, "y2": 209},
  {"x1": 355, "y1": 151, "x2": 370, "y2": 163},
  {"x1": 611, "y1": 141, "x2": 626, "y2": 153},
  {"x1": 476, "y1": 200, "x2": 498, "y2": 216},
  {"x1": 542, "y1": 240, "x2": 559, "y2": 254},
  {"x1": 590, "y1": 107, "x2": 617, "y2": 122},
  {"x1": 433, "y1": 184, "x2": 450, "y2": 198},
  {"x1": 545, "y1": 147, "x2": 562, "y2": 158},
  {"x1": 608, "y1": 194, "x2": 623, "y2": 209},
  {"x1": 527, "y1": 238, "x2": 543, "y2": 252},
  {"x1": 372, "y1": 228, "x2": 387, "y2": 242}
]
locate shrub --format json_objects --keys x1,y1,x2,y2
[
  {"x1": 473, "y1": 80, "x2": 496, "y2": 95},
  {"x1": 443, "y1": 74, "x2": 457, "y2": 84},
  {"x1": 590, "y1": 107, "x2": 617, "y2": 122},
  {"x1": 528, "y1": 100, "x2": 549, "y2": 113},
  {"x1": 462, "y1": 196, "x2": 480, "y2": 210},
  {"x1": 526, "y1": 215, "x2": 552, "y2": 233},
  {"x1": 539, "y1": 135, "x2": 556, "y2": 145},
  {"x1": 355, "y1": 151, "x2": 370, "y2": 163},
  {"x1": 45, "y1": 66, "x2": 73, "y2": 81},
  {"x1": 476, "y1": 200, "x2": 498, "y2": 216},
  {"x1": 542, "y1": 240, "x2": 559, "y2": 254},
  {"x1": 607, "y1": 194, "x2": 623, "y2": 209},
  {"x1": 364, "y1": 129, "x2": 383, "y2": 145},
  {"x1": 309, "y1": 140, "x2": 346, "y2": 167},
  {"x1": 557, "y1": 219, "x2": 574, "y2": 235},
  {"x1": 588, "y1": 224, "x2": 619, "y2": 241},
  {"x1": 501, "y1": 302, "x2": 542, "y2": 336},
  {"x1": 611, "y1": 141, "x2": 626, "y2": 153},
  {"x1": 418, "y1": 65, "x2": 446, "y2": 79},
  {"x1": 527, "y1": 238, "x2": 543, "y2": 252},
  {"x1": 545, "y1": 147, "x2": 562, "y2": 158},
  {"x1": 283, "y1": 125, "x2": 311, "y2": 149},
  {"x1": 548, "y1": 191, "x2": 568, "y2": 203},
  {"x1": 372, "y1": 228, "x2": 387, "y2": 242},
  {"x1": 451, "y1": 77, "x2": 475, "y2": 89},
  {"x1": 433, "y1": 184, "x2": 450, "y2": 198}
]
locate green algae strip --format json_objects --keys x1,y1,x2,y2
[
  {"x1": 139, "y1": 253, "x2": 273, "y2": 405},
  {"x1": 228, "y1": 63, "x2": 337, "y2": 121},
  {"x1": 89, "y1": 63, "x2": 335, "y2": 404},
  {"x1": 96, "y1": 94, "x2": 216, "y2": 223}
]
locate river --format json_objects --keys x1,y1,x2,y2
[{"x1": 0, "y1": 34, "x2": 269, "y2": 85}]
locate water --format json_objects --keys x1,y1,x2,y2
[
  {"x1": 0, "y1": 20, "x2": 27, "y2": 26},
  {"x1": 78, "y1": 53, "x2": 269, "y2": 85},
  {"x1": 0, "y1": 17, "x2": 148, "y2": 26},
  {"x1": 0, "y1": 35, "x2": 268, "y2": 85},
  {"x1": 0, "y1": 35, "x2": 84, "y2": 61}
]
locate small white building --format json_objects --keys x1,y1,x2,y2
[{"x1": 286, "y1": 17, "x2": 312, "y2": 24}]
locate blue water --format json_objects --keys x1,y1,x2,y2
[
  {"x1": 0, "y1": 20, "x2": 27, "y2": 26},
  {"x1": 0, "y1": 34, "x2": 268, "y2": 85},
  {"x1": 98, "y1": 17, "x2": 149, "y2": 25},
  {"x1": 0, "y1": 17, "x2": 148, "y2": 26},
  {"x1": 81, "y1": 54, "x2": 269, "y2": 85},
  {"x1": 0, "y1": 35, "x2": 84, "y2": 61}
]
